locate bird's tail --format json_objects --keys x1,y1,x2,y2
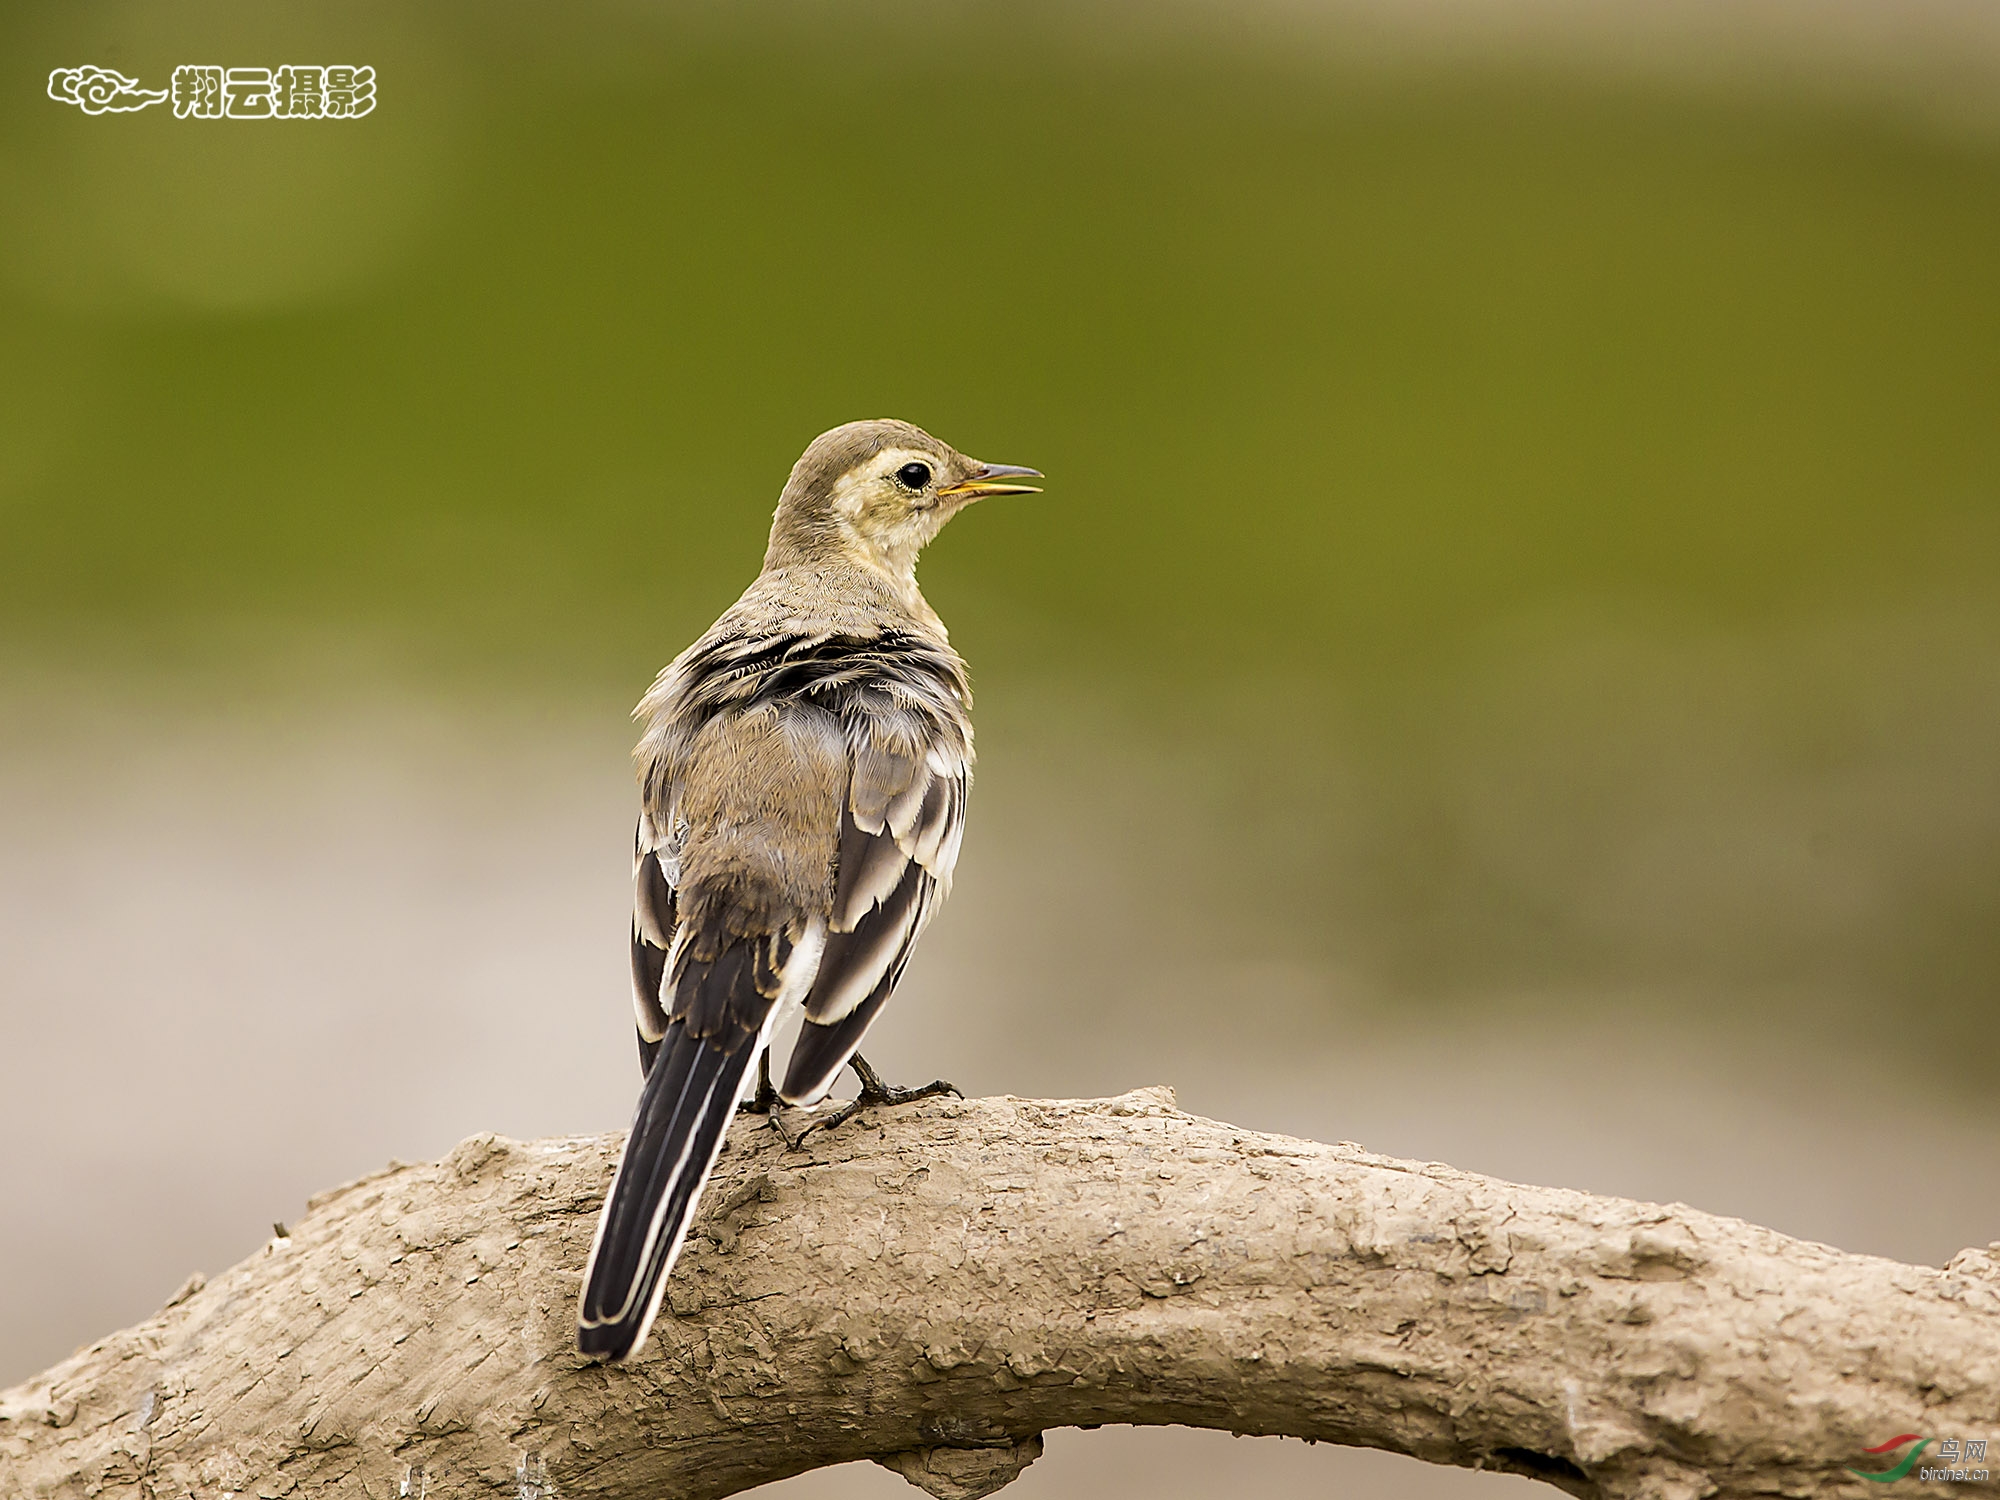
[{"x1": 577, "y1": 1023, "x2": 758, "y2": 1360}]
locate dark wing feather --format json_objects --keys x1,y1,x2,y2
[
  {"x1": 806, "y1": 833, "x2": 930, "y2": 1023},
  {"x1": 833, "y1": 806, "x2": 911, "y2": 928},
  {"x1": 778, "y1": 743, "x2": 966, "y2": 1106},
  {"x1": 781, "y1": 860, "x2": 936, "y2": 1103},
  {"x1": 630, "y1": 822, "x2": 678, "y2": 1073}
]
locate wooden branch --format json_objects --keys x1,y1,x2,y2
[{"x1": 3, "y1": 1088, "x2": 1996, "y2": 1500}]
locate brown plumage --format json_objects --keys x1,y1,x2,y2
[{"x1": 577, "y1": 418, "x2": 1040, "y2": 1361}]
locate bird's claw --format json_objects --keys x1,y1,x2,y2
[
  {"x1": 734, "y1": 1056, "x2": 808, "y2": 1146},
  {"x1": 765, "y1": 1110, "x2": 809, "y2": 1150},
  {"x1": 864, "y1": 1077, "x2": 961, "y2": 1107},
  {"x1": 791, "y1": 1055, "x2": 960, "y2": 1144},
  {"x1": 793, "y1": 1098, "x2": 863, "y2": 1143}
]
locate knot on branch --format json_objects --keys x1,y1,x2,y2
[{"x1": 875, "y1": 1435, "x2": 1045, "y2": 1499}]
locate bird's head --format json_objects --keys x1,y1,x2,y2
[{"x1": 765, "y1": 418, "x2": 1041, "y2": 583}]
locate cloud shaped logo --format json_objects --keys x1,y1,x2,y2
[{"x1": 48, "y1": 66, "x2": 168, "y2": 114}]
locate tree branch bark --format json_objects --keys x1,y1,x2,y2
[{"x1": 4, "y1": 1087, "x2": 1996, "y2": 1500}]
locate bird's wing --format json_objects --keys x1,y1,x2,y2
[
  {"x1": 629, "y1": 812, "x2": 678, "y2": 1074},
  {"x1": 778, "y1": 725, "x2": 967, "y2": 1105}
]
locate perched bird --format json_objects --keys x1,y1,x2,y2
[{"x1": 577, "y1": 418, "x2": 1042, "y2": 1361}]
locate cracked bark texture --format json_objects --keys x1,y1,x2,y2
[{"x1": 3, "y1": 1087, "x2": 1997, "y2": 1500}]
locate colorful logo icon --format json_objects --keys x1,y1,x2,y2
[{"x1": 1848, "y1": 1435, "x2": 1933, "y2": 1482}]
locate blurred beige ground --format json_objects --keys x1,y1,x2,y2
[{"x1": 4, "y1": 662, "x2": 1994, "y2": 1498}]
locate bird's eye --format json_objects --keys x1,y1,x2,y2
[{"x1": 896, "y1": 462, "x2": 932, "y2": 490}]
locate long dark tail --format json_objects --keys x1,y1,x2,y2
[{"x1": 577, "y1": 1022, "x2": 759, "y2": 1359}]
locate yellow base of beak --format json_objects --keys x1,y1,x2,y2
[{"x1": 939, "y1": 462, "x2": 1044, "y2": 500}]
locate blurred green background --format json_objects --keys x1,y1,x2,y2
[
  {"x1": 3, "y1": 2, "x2": 1999, "y2": 1488},
  {"x1": 6, "y1": 0, "x2": 1995, "y2": 1065}
]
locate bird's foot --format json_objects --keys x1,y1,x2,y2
[
  {"x1": 797, "y1": 1054, "x2": 961, "y2": 1142},
  {"x1": 735, "y1": 1056, "x2": 810, "y2": 1148},
  {"x1": 736, "y1": 1080, "x2": 779, "y2": 1115},
  {"x1": 854, "y1": 1051, "x2": 961, "y2": 1109},
  {"x1": 740, "y1": 1087, "x2": 808, "y2": 1149},
  {"x1": 765, "y1": 1110, "x2": 809, "y2": 1150}
]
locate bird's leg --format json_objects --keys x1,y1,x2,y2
[
  {"x1": 737, "y1": 1051, "x2": 812, "y2": 1148},
  {"x1": 800, "y1": 1053, "x2": 961, "y2": 1139},
  {"x1": 736, "y1": 1050, "x2": 779, "y2": 1115}
]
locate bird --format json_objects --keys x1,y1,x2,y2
[{"x1": 576, "y1": 418, "x2": 1042, "y2": 1362}]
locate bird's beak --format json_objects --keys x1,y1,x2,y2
[{"x1": 937, "y1": 462, "x2": 1044, "y2": 500}]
